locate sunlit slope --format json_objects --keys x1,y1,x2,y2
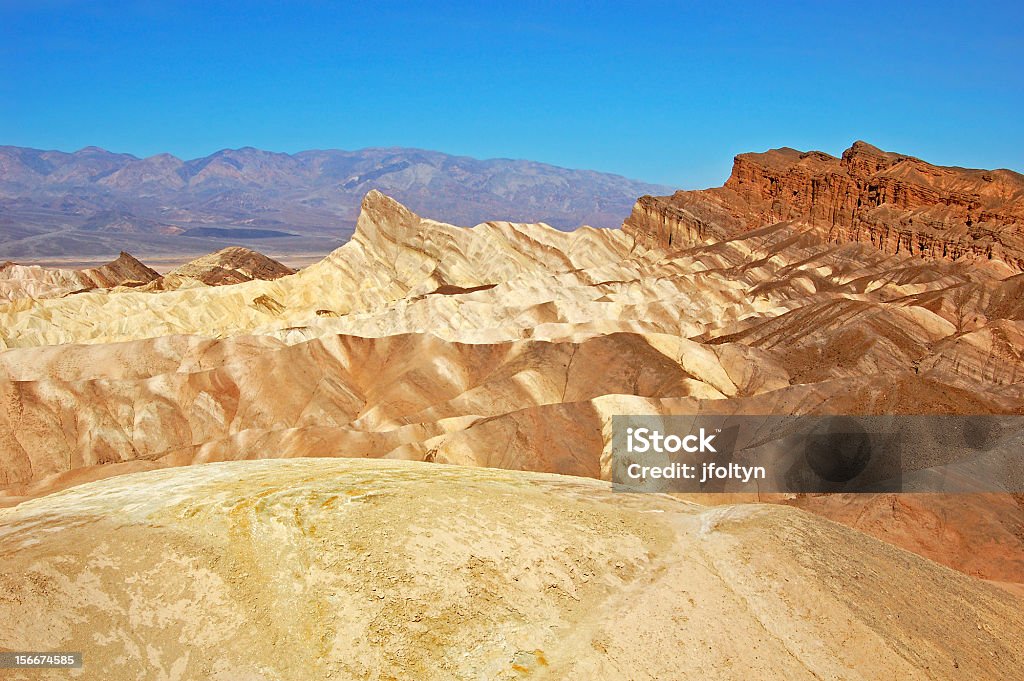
[
  {"x1": 1, "y1": 459, "x2": 1020, "y2": 681},
  {"x1": 1, "y1": 192, "x2": 1023, "y2": 587},
  {"x1": 2, "y1": 193, "x2": 1022, "y2": 500},
  {"x1": 0, "y1": 191, "x2": 635, "y2": 347}
]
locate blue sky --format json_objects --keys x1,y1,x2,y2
[{"x1": 1, "y1": 0, "x2": 1022, "y2": 187}]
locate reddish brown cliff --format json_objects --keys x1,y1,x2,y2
[{"x1": 625, "y1": 141, "x2": 1024, "y2": 271}]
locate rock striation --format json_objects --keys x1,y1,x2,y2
[
  {"x1": 1, "y1": 186, "x2": 1023, "y2": 591},
  {"x1": 625, "y1": 141, "x2": 1024, "y2": 272},
  {"x1": 142, "y1": 246, "x2": 295, "y2": 290},
  {"x1": 0, "y1": 251, "x2": 158, "y2": 301}
]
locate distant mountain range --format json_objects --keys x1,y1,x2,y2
[{"x1": 0, "y1": 145, "x2": 673, "y2": 259}]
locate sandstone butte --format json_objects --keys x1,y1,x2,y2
[
  {"x1": 627, "y1": 140, "x2": 1024, "y2": 273},
  {"x1": 1, "y1": 142, "x2": 1024, "y2": 679}
]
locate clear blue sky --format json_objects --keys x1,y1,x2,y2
[{"x1": 2, "y1": 0, "x2": 1022, "y2": 187}]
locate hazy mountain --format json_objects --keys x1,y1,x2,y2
[{"x1": 0, "y1": 144, "x2": 673, "y2": 259}]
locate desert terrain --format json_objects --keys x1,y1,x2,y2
[
  {"x1": 2, "y1": 459, "x2": 1021, "y2": 680},
  {"x1": 1, "y1": 141, "x2": 1023, "y2": 678},
  {"x1": 0, "y1": 144, "x2": 671, "y2": 259}
]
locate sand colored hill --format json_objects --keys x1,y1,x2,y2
[
  {"x1": 0, "y1": 190, "x2": 635, "y2": 348},
  {"x1": 1, "y1": 188, "x2": 1023, "y2": 588},
  {"x1": 3, "y1": 147, "x2": 1024, "y2": 677},
  {"x1": 0, "y1": 458, "x2": 1021, "y2": 681},
  {"x1": 0, "y1": 251, "x2": 158, "y2": 301},
  {"x1": 141, "y1": 246, "x2": 296, "y2": 291},
  {"x1": 0, "y1": 246, "x2": 293, "y2": 302}
]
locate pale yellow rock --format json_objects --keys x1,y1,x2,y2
[
  {"x1": 0, "y1": 458, "x2": 1020, "y2": 681},
  {"x1": 1, "y1": 191, "x2": 1023, "y2": 593}
]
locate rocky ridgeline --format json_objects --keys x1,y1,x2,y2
[
  {"x1": 0, "y1": 251, "x2": 159, "y2": 302},
  {"x1": 143, "y1": 246, "x2": 295, "y2": 290},
  {"x1": 0, "y1": 186, "x2": 1021, "y2": 607},
  {"x1": 625, "y1": 141, "x2": 1024, "y2": 272},
  {"x1": 0, "y1": 247, "x2": 293, "y2": 301}
]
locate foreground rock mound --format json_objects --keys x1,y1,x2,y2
[
  {"x1": 0, "y1": 459, "x2": 1020, "y2": 681},
  {"x1": 625, "y1": 141, "x2": 1024, "y2": 272}
]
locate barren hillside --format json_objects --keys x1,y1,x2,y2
[{"x1": 1, "y1": 459, "x2": 1020, "y2": 680}]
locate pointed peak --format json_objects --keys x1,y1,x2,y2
[
  {"x1": 848, "y1": 140, "x2": 886, "y2": 155},
  {"x1": 841, "y1": 141, "x2": 907, "y2": 174},
  {"x1": 107, "y1": 251, "x2": 159, "y2": 277},
  {"x1": 359, "y1": 190, "x2": 422, "y2": 221},
  {"x1": 142, "y1": 152, "x2": 183, "y2": 163},
  {"x1": 350, "y1": 191, "x2": 427, "y2": 247}
]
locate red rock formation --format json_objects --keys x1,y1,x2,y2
[{"x1": 626, "y1": 141, "x2": 1024, "y2": 272}]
